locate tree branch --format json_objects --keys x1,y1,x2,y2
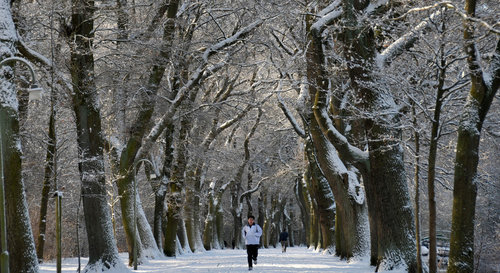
[
  {"x1": 311, "y1": 0, "x2": 342, "y2": 35},
  {"x1": 135, "y1": 20, "x2": 263, "y2": 164},
  {"x1": 239, "y1": 176, "x2": 269, "y2": 204},
  {"x1": 378, "y1": 9, "x2": 442, "y2": 67},
  {"x1": 203, "y1": 19, "x2": 263, "y2": 62},
  {"x1": 277, "y1": 90, "x2": 306, "y2": 138},
  {"x1": 16, "y1": 39, "x2": 74, "y2": 93}
]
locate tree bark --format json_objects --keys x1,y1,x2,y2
[
  {"x1": 202, "y1": 188, "x2": 215, "y2": 250},
  {"x1": 261, "y1": 191, "x2": 269, "y2": 248},
  {"x1": 448, "y1": 2, "x2": 500, "y2": 271},
  {"x1": 413, "y1": 105, "x2": 423, "y2": 273},
  {"x1": 164, "y1": 117, "x2": 188, "y2": 256},
  {"x1": 69, "y1": 0, "x2": 124, "y2": 270},
  {"x1": 230, "y1": 181, "x2": 243, "y2": 249},
  {"x1": 0, "y1": 3, "x2": 39, "y2": 272},
  {"x1": 304, "y1": 138, "x2": 336, "y2": 250},
  {"x1": 303, "y1": 170, "x2": 320, "y2": 249},
  {"x1": 304, "y1": 9, "x2": 369, "y2": 259},
  {"x1": 294, "y1": 176, "x2": 311, "y2": 247},
  {"x1": 111, "y1": 0, "x2": 180, "y2": 262},
  {"x1": 36, "y1": 93, "x2": 56, "y2": 263},
  {"x1": 338, "y1": 1, "x2": 418, "y2": 270},
  {"x1": 427, "y1": 37, "x2": 447, "y2": 273},
  {"x1": 152, "y1": 125, "x2": 175, "y2": 250}
]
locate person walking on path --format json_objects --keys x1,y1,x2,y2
[
  {"x1": 279, "y1": 230, "x2": 289, "y2": 253},
  {"x1": 242, "y1": 215, "x2": 262, "y2": 271}
]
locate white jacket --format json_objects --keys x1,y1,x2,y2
[{"x1": 242, "y1": 224, "x2": 262, "y2": 245}]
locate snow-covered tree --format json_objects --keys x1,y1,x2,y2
[
  {"x1": 67, "y1": 0, "x2": 126, "y2": 271},
  {"x1": 448, "y1": 0, "x2": 500, "y2": 272},
  {"x1": 0, "y1": 1, "x2": 39, "y2": 271}
]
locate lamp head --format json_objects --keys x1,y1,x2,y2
[{"x1": 28, "y1": 84, "x2": 44, "y2": 101}]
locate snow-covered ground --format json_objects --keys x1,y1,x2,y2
[{"x1": 39, "y1": 247, "x2": 405, "y2": 272}]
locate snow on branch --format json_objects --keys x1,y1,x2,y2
[
  {"x1": 378, "y1": 9, "x2": 442, "y2": 67},
  {"x1": 16, "y1": 39, "x2": 73, "y2": 92},
  {"x1": 277, "y1": 87, "x2": 306, "y2": 138},
  {"x1": 396, "y1": 1, "x2": 500, "y2": 35},
  {"x1": 381, "y1": 2, "x2": 499, "y2": 68},
  {"x1": 136, "y1": 20, "x2": 262, "y2": 163},
  {"x1": 17, "y1": 40, "x2": 52, "y2": 67},
  {"x1": 203, "y1": 19, "x2": 263, "y2": 62},
  {"x1": 271, "y1": 31, "x2": 294, "y2": 56},
  {"x1": 311, "y1": 1, "x2": 342, "y2": 35},
  {"x1": 318, "y1": 0, "x2": 341, "y2": 17},
  {"x1": 365, "y1": 0, "x2": 389, "y2": 14},
  {"x1": 219, "y1": 179, "x2": 233, "y2": 193},
  {"x1": 316, "y1": 106, "x2": 369, "y2": 170},
  {"x1": 239, "y1": 176, "x2": 269, "y2": 203}
]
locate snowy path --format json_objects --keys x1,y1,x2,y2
[{"x1": 39, "y1": 247, "x2": 395, "y2": 272}]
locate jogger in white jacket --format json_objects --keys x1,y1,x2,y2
[{"x1": 242, "y1": 215, "x2": 262, "y2": 271}]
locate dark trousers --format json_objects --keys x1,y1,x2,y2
[
  {"x1": 281, "y1": 240, "x2": 287, "y2": 252},
  {"x1": 246, "y1": 244, "x2": 259, "y2": 267}
]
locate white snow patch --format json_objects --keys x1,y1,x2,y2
[
  {"x1": 0, "y1": 67, "x2": 18, "y2": 110},
  {"x1": 39, "y1": 247, "x2": 408, "y2": 272},
  {"x1": 312, "y1": 6, "x2": 343, "y2": 34},
  {"x1": 366, "y1": 0, "x2": 388, "y2": 14}
]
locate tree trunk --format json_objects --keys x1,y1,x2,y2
[
  {"x1": 164, "y1": 182, "x2": 182, "y2": 256},
  {"x1": 137, "y1": 193, "x2": 159, "y2": 255},
  {"x1": 427, "y1": 40, "x2": 447, "y2": 273},
  {"x1": 184, "y1": 163, "x2": 204, "y2": 253},
  {"x1": 448, "y1": 2, "x2": 499, "y2": 271},
  {"x1": 215, "y1": 192, "x2": 225, "y2": 249},
  {"x1": 153, "y1": 190, "x2": 166, "y2": 250},
  {"x1": 112, "y1": 0, "x2": 180, "y2": 262},
  {"x1": 116, "y1": 174, "x2": 144, "y2": 265},
  {"x1": 304, "y1": 139, "x2": 336, "y2": 250},
  {"x1": 448, "y1": 110, "x2": 481, "y2": 273},
  {"x1": 1, "y1": 76, "x2": 39, "y2": 272},
  {"x1": 413, "y1": 105, "x2": 423, "y2": 273},
  {"x1": 261, "y1": 191, "x2": 269, "y2": 248},
  {"x1": 164, "y1": 117, "x2": 189, "y2": 256},
  {"x1": 303, "y1": 170, "x2": 320, "y2": 249},
  {"x1": 269, "y1": 195, "x2": 278, "y2": 248},
  {"x1": 294, "y1": 176, "x2": 311, "y2": 247},
  {"x1": 1, "y1": 105, "x2": 39, "y2": 273},
  {"x1": 69, "y1": 22, "x2": 126, "y2": 273},
  {"x1": 156, "y1": 125, "x2": 174, "y2": 250},
  {"x1": 184, "y1": 186, "x2": 196, "y2": 252},
  {"x1": 69, "y1": 0, "x2": 124, "y2": 270},
  {"x1": 304, "y1": 9, "x2": 369, "y2": 259},
  {"x1": 176, "y1": 217, "x2": 189, "y2": 253},
  {"x1": 246, "y1": 168, "x2": 254, "y2": 215},
  {"x1": 202, "y1": 189, "x2": 215, "y2": 250},
  {"x1": 340, "y1": 2, "x2": 418, "y2": 270},
  {"x1": 0, "y1": 3, "x2": 39, "y2": 272},
  {"x1": 36, "y1": 95, "x2": 56, "y2": 263},
  {"x1": 309, "y1": 199, "x2": 319, "y2": 250},
  {"x1": 288, "y1": 209, "x2": 294, "y2": 247},
  {"x1": 230, "y1": 181, "x2": 243, "y2": 249}
]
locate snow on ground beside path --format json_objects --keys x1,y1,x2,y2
[{"x1": 39, "y1": 247, "x2": 405, "y2": 273}]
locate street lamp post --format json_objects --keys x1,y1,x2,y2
[
  {"x1": 0, "y1": 56, "x2": 44, "y2": 273},
  {"x1": 132, "y1": 158, "x2": 155, "y2": 270},
  {"x1": 0, "y1": 123, "x2": 9, "y2": 273},
  {"x1": 0, "y1": 57, "x2": 44, "y2": 100}
]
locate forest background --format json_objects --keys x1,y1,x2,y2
[{"x1": 0, "y1": 0, "x2": 498, "y2": 273}]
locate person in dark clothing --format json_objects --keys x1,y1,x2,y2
[
  {"x1": 279, "y1": 230, "x2": 289, "y2": 253},
  {"x1": 242, "y1": 215, "x2": 262, "y2": 271}
]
